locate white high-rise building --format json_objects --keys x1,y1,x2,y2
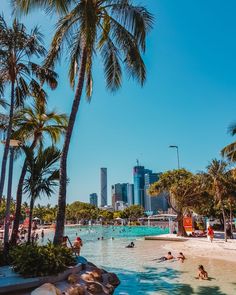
[{"x1": 100, "y1": 168, "x2": 107, "y2": 206}]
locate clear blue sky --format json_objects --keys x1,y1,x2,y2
[{"x1": 1, "y1": 0, "x2": 236, "y2": 206}]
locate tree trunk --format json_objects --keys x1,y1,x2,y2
[
  {"x1": 0, "y1": 81, "x2": 15, "y2": 204},
  {"x1": 53, "y1": 47, "x2": 88, "y2": 245},
  {"x1": 230, "y1": 204, "x2": 233, "y2": 237},
  {"x1": 177, "y1": 212, "x2": 187, "y2": 237},
  {"x1": 27, "y1": 196, "x2": 34, "y2": 244},
  {"x1": 3, "y1": 147, "x2": 14, "y2": 253},
  {"x1": 222, "y1": 207, "x2": 227, "y2": 242},
  {"x1": 11, "y1": 138, "x2": 38, "y2": 245}
]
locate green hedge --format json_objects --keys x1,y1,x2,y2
[{"x1": 10, "y1": 242, "x2": 76, "y2": 277}]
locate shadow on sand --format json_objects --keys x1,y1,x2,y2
[{"x1": 105, "y1": 265, "x2": 231, "y2": 295}]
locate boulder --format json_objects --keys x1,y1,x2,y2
[
  {"x1": 68, "y1": 274, "x2": 80, "y2": 284},
  {"x1": 91, "y1": 268, "x2": 103, "y2": 282},
  {"x1": 107, "y1": 273, "x2": 120, "y2": 287},
  {"x1": 86, "y1": 282, "x2": 104, "y2": 294},
  {"x1": 105, "y1": 283, "x2": 115, "y2": 294},
  {"x1": 31, "y1": 283, "x2": 61, "y2": 295},
  {"x1": 67, "y1": 285, "x2": 85, "y2": 295},
  {"x1": 80, "y1": 272, "x2": 95, "y2": 282}
]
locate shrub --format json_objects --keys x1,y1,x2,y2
[{"x1": 10, "y1": 242, "x2": 76, "y2": 277}]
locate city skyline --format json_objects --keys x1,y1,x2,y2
[{"x1": 1, "y1": 0, "x2": 236, "y2": 206}]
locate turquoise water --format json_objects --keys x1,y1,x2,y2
[
  {"x1": 64, "y1": 225, "x2": 169, "y2": 243},
  {"x1": 44, "y1": 226, "x2": 236, "y2": 294}
]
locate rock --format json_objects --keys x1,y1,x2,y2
[
  {"x1": 86, "y1": 282, "x2": 104, "y2": 294},
  {"x1": 107, "y1": 273, "x2": 120, "y2": 287},
  {"x1": 31, "y1": 283, "x2": 61, "y2": 295},
  {"x1": 67, "y1": 285, "x2": 85, "y2": 295},
  {"x1": 105, "y1": 283, "x2": 115, "y2": 294},
  {"x1": 81, "y1": 272, "x2": 95, "y2": 282},
  {"x1": 91, "y1": 268, "x2": 103, "y2": 282},
  {"x1": 68, "y1": 274, "x2": 80, "y2": 284}
]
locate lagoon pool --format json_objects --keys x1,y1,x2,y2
[{"x1": 45, "y1": 226, "x2": 236, "y2": 294}]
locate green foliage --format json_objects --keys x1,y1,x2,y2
[
  {"x1": 122, "y1": 205, "x2": 144, "y2": 220},
  {"x1": 10, "y1": 242, "x2": 76, "y2": 277},
  {"x1": 0, "y1": 198, "x2": 15, "y2": 220},
  {"x1": 66, "y1": 201, "x2": 99, "y2": 222}
]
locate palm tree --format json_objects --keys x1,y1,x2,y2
[
  {"x1": 10, "y1": 98, "x2": 67, "y2": 244},
  {"x1": 203, "y1": 159, "x2": 236, "y2": 242},
  {"x1": 12, "y1": 0, "x2": 74, "y2": 15},
  {"x1": 23, "y1": 146, "x2": 60, "y2": 243},
  {"x1": 221, "y1": 123, "x2": 236, "y2": 161},
  {"x1": 14, "y1": 0, "x2": 153, "y2": 244},
  {"x1": 0, "y1": 16, "x2": 58, "y2": 204}
]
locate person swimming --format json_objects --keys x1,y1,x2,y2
[
  {"x1": 126, "y1": 242, "x2": 135, "y2": 248},
  {"x1": 197, "y1": 265, "x2": 208, "y2": 280},
  {"x1": 177, "y1": 252, "x2": 186, "y2": 263}
]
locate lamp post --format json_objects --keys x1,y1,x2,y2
[
  {"x1": 3, "y1": 139, "x2": 21, "y2": 251},
  {"x1": 169, "y1": 145, "x2": 180, "y2": 169}
]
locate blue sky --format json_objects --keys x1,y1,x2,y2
[{"x1": 1, "y1": 0, "x2": 236, "y2": 206}]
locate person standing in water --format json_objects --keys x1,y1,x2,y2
[{"x1": 73, "y1": 237, "x2": 83, "y2": 256}]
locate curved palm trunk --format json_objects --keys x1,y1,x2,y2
[
  {"x1": 27, "y1": 196, "x2": 34, "y2": 244},
  {"x1": 11, "y1": 138, "x2": 38, "y2": 245},
  {"x1": 53, "y1": 47, "x2": 88, "y2": 245},
  {"x1": 0, "y1": 82, "x2": 15, "y2": 204}
]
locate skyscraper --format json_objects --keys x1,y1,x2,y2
[
  {"x1": 89, "y1": 193, "x2": 98, "y2": 207},
  {"x1": 133, "y1": 166, "x2": 151, "y2": 207},
  {"x1": 144, "y1": 171, "x2": 168, "y2": 213},
  {"x1": 100, "y1": 168, "x2": 107, "y2": 206},
  {"x1": 111, "y1": 183, "x2": 129, "y2": 209},
  {"x1": 127, "y1": 183, "x2": 134, "y2": 205}
]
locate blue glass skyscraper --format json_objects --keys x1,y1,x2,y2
[{"x1": 133, "y1": 166, "x2": 151, "y2": 207}]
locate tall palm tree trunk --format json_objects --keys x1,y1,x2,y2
[
  {"x1": 229, "y1": 203, "x2": 233, "y2": 238},
  {"x1": 53, "y1": 47, "x2": 87, "y2": 245},
  {"x1": 11, "y1": 138, "x2": 38, "y2": 245},
  {"x1": 0, "y1": 81, "x2": 15, "y2": 204},
  {"x1": 27, "y1": 196, "x2": 34, "y2": 244},
  {"x1": 222, "y1": 207, "x2": 227, "y2": 242}
]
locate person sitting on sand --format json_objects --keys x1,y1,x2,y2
[
  {"x1": 197, "y1": 265, "x2": 208, "y2": 280},
  {"x1": 156, "y1": 251, "x2": 174, "y2": 261},
  {"x1": 73, "y1": 237, "x2": 83, "y2": 255},
  {"x1": 177, "y1": 252, "x2": 185, "y2": 263}
]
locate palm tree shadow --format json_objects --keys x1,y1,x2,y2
[
  {"x1": 104, "y1": 266, "x2": 233, "y2": 295},
  {"x1": 195, "y1": 286, "x2": 228, "y2": 295},
  {"x1": 105, "y1": 266, "x2": 194, "y2": 294}
]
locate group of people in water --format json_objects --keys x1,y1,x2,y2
[{"x1": 155, "y1": 251, "x2": 208, "y2": 280}]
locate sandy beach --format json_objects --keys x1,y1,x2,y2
[{"x1": 154, "y1": 234, "x2": 236, "y2": 263}]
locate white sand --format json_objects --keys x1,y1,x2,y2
[{"x1": 158, "y1": 234, "x2": 236, "y2": 263}]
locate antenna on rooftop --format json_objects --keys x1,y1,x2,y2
[{"x1": 136, "y1": 159, "x2": 139, "y2": 166}]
